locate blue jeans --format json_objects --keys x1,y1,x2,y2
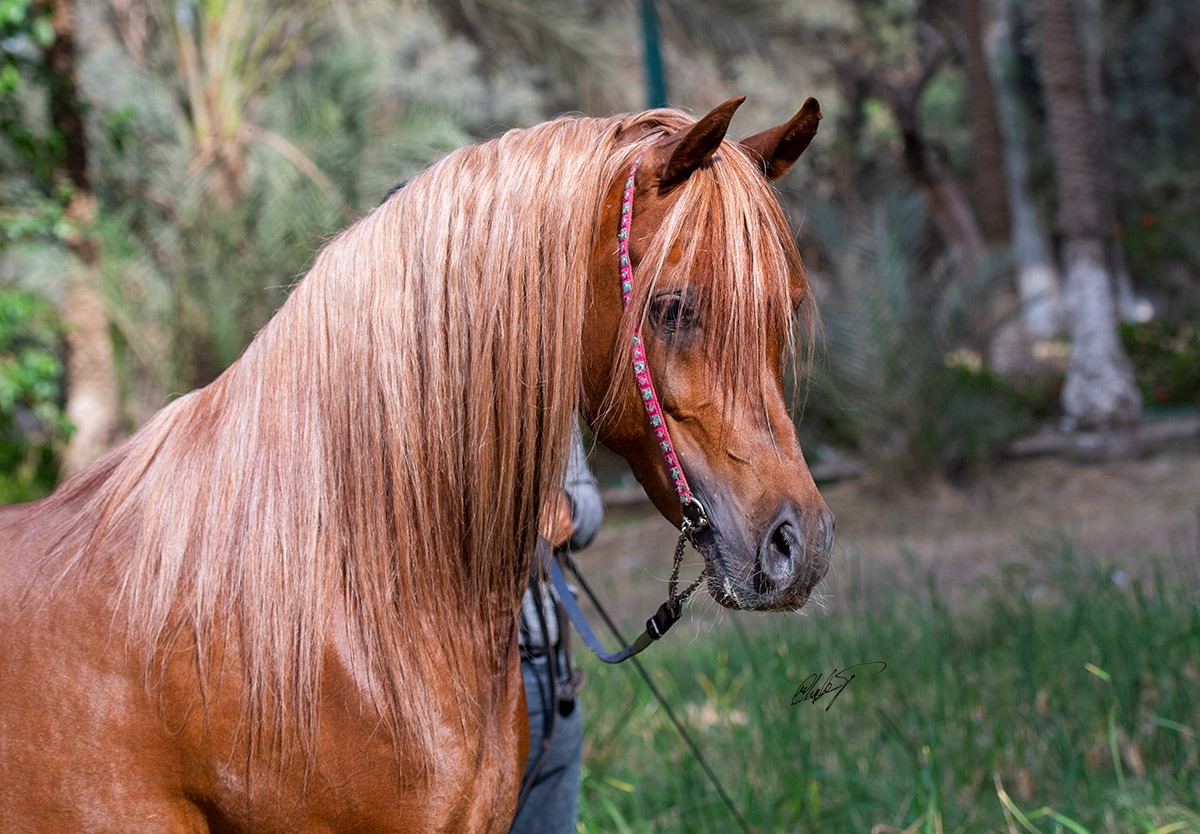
[{"x1": 508, "y1": 652, "x2": 583, "y2": 834}]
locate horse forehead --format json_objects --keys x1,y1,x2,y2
[
  {"x1": 624, "y1": 185, "x2": 723, "y2": 270},
  {"x1": 627, "y1": 219, "x2": 803, "y2": 296},
  {"x1": 618, "y1": 159, "x2": 804, "y2": 295}
]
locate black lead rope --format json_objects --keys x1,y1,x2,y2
[
  {"x1": 557, "y1": 544, "x2": 754, "y2": 834},
  {"x1": 514, "y1": 562, "x2": 561, "y2": 816}
]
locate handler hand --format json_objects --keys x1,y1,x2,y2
[{"x1": 538, "y1": 489, "x2": 574, "y2": 548}]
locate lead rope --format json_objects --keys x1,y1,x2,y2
[{"x1": 560, "y1": 551, "x2": 753, "y2": 834}]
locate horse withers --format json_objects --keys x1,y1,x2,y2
[{"x1": 0, "y1": 97, "x2": 832, "y2": 832}]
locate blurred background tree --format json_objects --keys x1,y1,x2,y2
[
  {"x1": 2, "y1": 0, "x2": 1198, "y2": 496},
  {"x1": 1033, "y1": 0, "x2": 1141, "y2": 446},
  {"x1": 3, "y1": 0, "x2": 119, "y2": 476}
]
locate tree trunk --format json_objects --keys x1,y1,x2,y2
[
  {"x1": 965, "y1": 0, "x2": 1034, "y2": 378},
  {"x1": 989, "y1": 0, "x2": 1061, "y2": 341},
  {"x1": 61, "y1": 237, "x2": 122, "y2": 474},
  {"x1": 830, "y1": 75, "x2": 871, "y2": 219},
  {"x1": 898, "y1": 119, "x2": 987, "y2": 265},
  {"x1": 1078, "y1": 0, "x2": 1136, "y2": 321},
  {"x1": 1033, "y1": 0, "x2": 1141, "y2": 439},
  {"x1": 961, "y1": 0, "x2": 1011, "y2": 245},
  {"x1": 43, "y1": 0, "x2": 122, "y2": 474},
  {"x1": 835, "y1": 42, "x2": 987, "y2": 265}
]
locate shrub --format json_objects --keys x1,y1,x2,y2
[
  {"x1": 0, "y1": 287, "x2": 69, "y2": 502},
  {"x1": 1120, "y1": 319, "x2": 1200, "y2": 408}
]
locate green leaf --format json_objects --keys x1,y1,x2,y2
[{"x1": 30, "y1": 14, "x2": 53, "y2": 47}]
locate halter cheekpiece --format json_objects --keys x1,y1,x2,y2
[
  {"x1": 618, "y1": 153, "x2": 710, "y2": 536},
  {"x1": 548, "y1": 149, "x2": 715, "y2": 665}
]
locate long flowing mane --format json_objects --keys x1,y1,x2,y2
[{"x1": 37, "y1": 106, "x2": 812, "y2": 774}]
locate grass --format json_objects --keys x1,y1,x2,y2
[{"x1": 575, "y1": 535, "x2": 1200, "y2": 833}]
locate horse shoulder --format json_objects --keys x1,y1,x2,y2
[{"x1": 0, "y1": 498, "x2": 211, "y2": 831}]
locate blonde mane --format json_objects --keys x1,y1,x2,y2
[{"x1": 42, "y1": 106, "x2": 812, "y2": 774}]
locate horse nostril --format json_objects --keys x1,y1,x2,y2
[
  {"x1": 758, "y1": 506, "x2": 834, "y2": 596},
  {"x1": 770, "y1": 522, "x2": 795, "y2": 560},
  {"x1": 759, "y1": 518, "x2": 799, "y2": 588}
]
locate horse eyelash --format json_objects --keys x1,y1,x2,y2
[{"x1": 650, "y1": 290, "x2": 698, "y2": 335}]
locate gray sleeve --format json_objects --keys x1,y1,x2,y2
[{"x1": 563, "y1": 421, "x2": 603, "y2": 551}]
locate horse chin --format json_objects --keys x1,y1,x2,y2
[{"x1": 703, "y1": 572, "x2": 817, "y2": 613}]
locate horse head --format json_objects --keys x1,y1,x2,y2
[{"x1": 582, "y1": 97, "x2": 833, "y2": 613}]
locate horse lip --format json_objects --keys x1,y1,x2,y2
[
  {"x1": 683, "y1": 522, "x2": 724, "y2": 572},
  {"x1": 690, "y1": 525, "x2": 751, "y2": 610}
]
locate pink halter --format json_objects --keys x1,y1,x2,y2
[{"x1": 618, "y1": 154, "x2": 709, "y2": 536}]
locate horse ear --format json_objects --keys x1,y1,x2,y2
[
  {"x1": 739, "y1": 97, "x2": 822, "y2": 181},
  {"x1": 656, "y1": 96, "x2": 746, "y2": 193}
]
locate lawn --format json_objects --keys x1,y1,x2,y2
[{"x1": 575, "y1": 533, "x2": 1200, "y2": 833}]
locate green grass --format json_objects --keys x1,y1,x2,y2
[{"x1": 576, "y1": 537, "x2": 1200, "y2": 833}]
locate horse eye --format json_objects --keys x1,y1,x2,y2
[{"x1": 650, "y1": 292, "x2": 696, "y2": 333}]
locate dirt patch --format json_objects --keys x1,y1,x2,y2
[{"x1": 576, "y1": 439, "x2": 1200, "y2": 630}]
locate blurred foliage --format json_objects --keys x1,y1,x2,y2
[
  {"x1": 0, "y1": 0, "x2": 80, "y2": 250},
  {"x1": 0, "y1": 288, "x2": 69, "y2": 501},
  {"x1": 1006, "y1": 0, "x2": 1200, "y2": 313},
  {"x1": 911, "y1": 362, "x2": 1032, "y2": 478},
  {"x1": 1120, "y1": 320, "x2": 1200, "y2": 409},
  {"x1": 1, "y1": 0, "x2": 1198, "y2": 485},
  {"x1": 0, "y1": 0, "x2": 57, "y2": 184},
  {"x1": 76, "y1": 4, "x2": 547, "y2": 403},
  {"x1": 1103, "y1": 0, "x2": 1200, "y2": 298},
  {"x1": 1, "y1": 0, "x2": 76, "y2": 498},
  {"x1": 1118, "y1": 204, "x2": 1200, "y2": 318},
  {"x1": 801, "y1": 192, "x2": 1032, "y2": 480}
]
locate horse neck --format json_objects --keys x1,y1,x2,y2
[{"x1": 43, "y1": 134, "x2": 604, "y2": 771}]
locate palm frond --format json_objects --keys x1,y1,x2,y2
[{"x1": 804, "y1": 191, "x2": 1023, "y2": 476}]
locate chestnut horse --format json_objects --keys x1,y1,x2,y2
[{"x1": 0, "y1": 97, "x2": 832, "y2": 832}]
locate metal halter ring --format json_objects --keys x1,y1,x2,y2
[{"x1": 680, "y1": 494, "x2": 709, "y2": 538}]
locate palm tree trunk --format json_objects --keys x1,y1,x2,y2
[
  {"x1": 990, "y1": 0, "x2": 1061, "y2": 340},
  {"x1": 1033, "y1": 0, "x2": 1140, "y2": 439},
  {"x1": 61, "y1": 251, "x2": 122, "y2": 475},
  {"x1": 894, "y1": 107, "x2": 987, "y2": 265},
  {"x1": 965, "y1": 0, "x2": 1035, "y2": 377},
  {"x1": 961, "y1": 0, "x2": 1010, "y2": 245}
]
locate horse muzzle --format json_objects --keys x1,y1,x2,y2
[{"x1": 695, "y1": 499, "x2": 834, "y2": 612}]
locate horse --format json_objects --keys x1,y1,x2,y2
[{"x1": 0, "y1": 96, "x2": 833, "y2": 832}]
